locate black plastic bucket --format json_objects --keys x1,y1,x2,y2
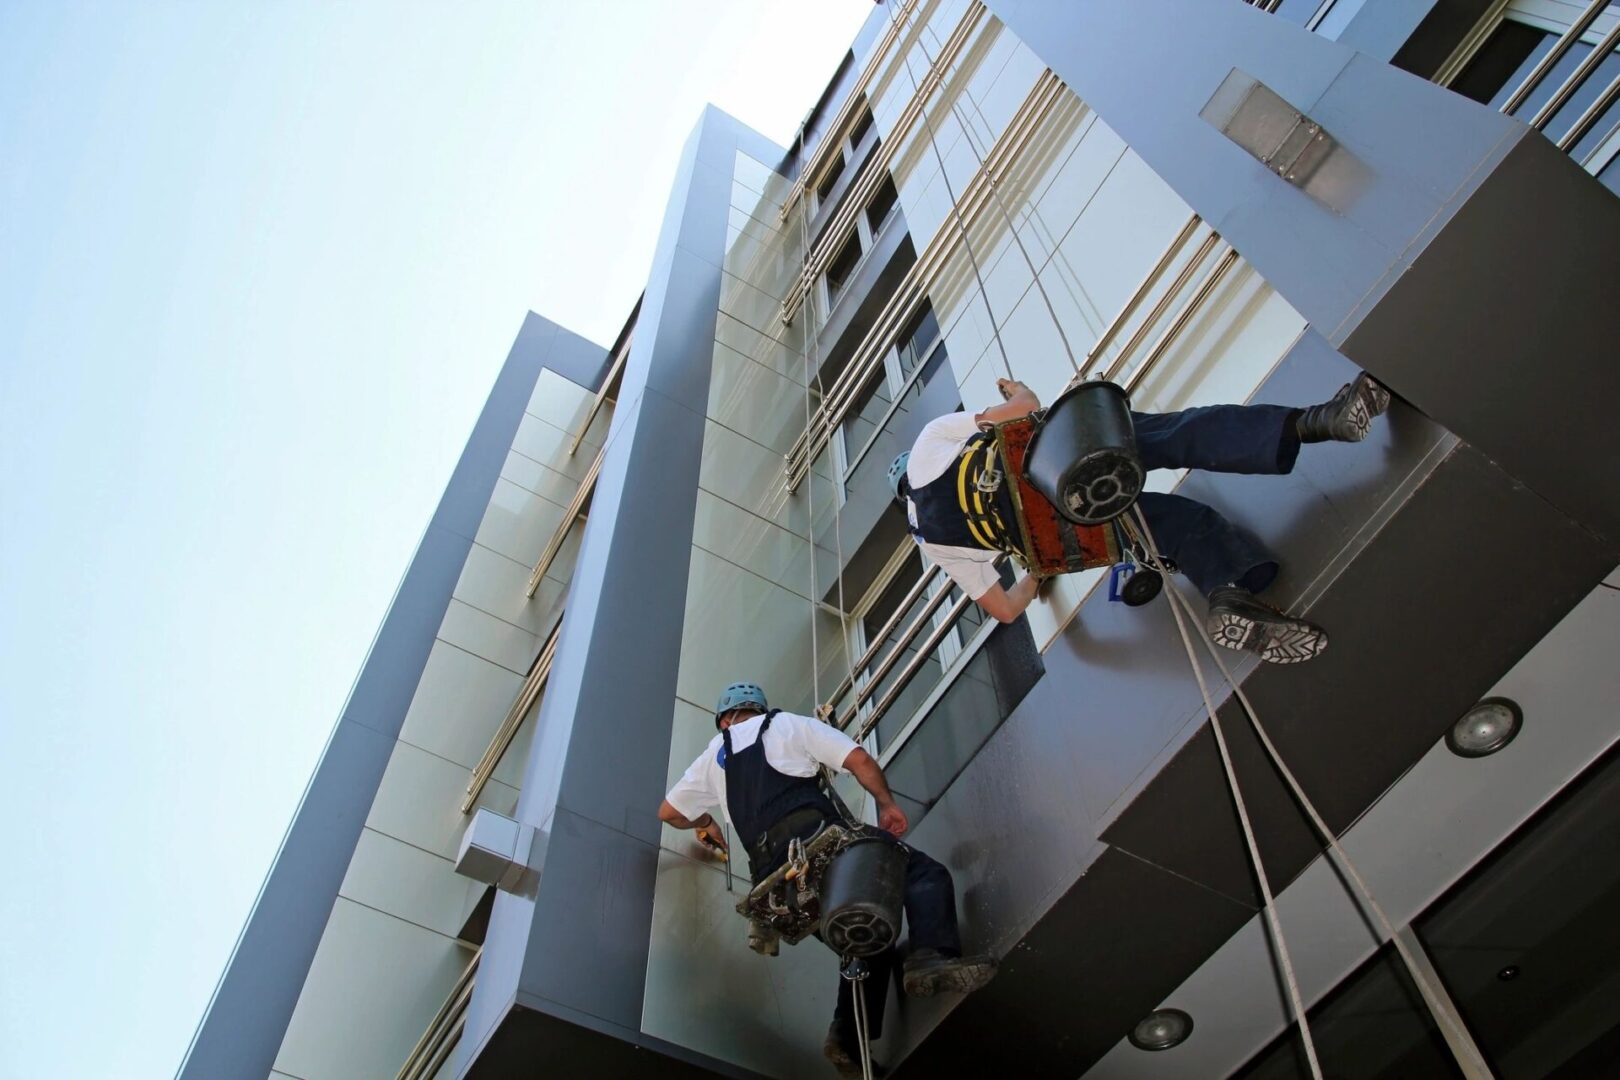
[
  {"x1": 819, "y1": 838, "x2": 907, "y2": 957},
  {"x1": 1023, "y1": 380, "x2": 1143, "y2": 525}
]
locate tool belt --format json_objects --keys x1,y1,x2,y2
[
  {"x1": 749, "y1": 806, "x2": 835, "y2": 875},
  {"x1": 991, "y1": 414, "x2": 1121, "y2": 576}
]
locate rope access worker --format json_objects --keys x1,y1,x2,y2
[
  {"x1": 658, "y1": 682, "x2": 997, "y2": 1077},
  {"x1": 890, "y1": 372, "x2": 1391, "y2": 663}
]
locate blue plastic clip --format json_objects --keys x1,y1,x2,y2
[{"x1": 1108, "y1": 562, "x2": 1133, "y2": 602}]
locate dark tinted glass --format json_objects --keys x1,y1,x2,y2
[
  {"x1": 1453, "y1": 20, "x2": 1546, "y2": 105},
  {"x1": 1413, "y1": 747, "x2": 1620, "y2": 1078},
  {"x1": 1233, "y1": 947, "x2": 1464, "y2": 1079}
]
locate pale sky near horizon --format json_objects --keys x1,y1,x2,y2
[{"x1": 0, "y1": 3, "x2": 875, "y2": 1075}]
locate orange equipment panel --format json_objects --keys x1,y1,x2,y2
[{"x1": 994, "y1": 415, "x2": 1120, "y2": 576}]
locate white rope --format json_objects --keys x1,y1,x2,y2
[
  {"x1": 850, "y1": 963, "x2": 876, "y2": 1080},
  {"x1": 910, "y1": 14, "x2": 1083, "y2": 375},
  {"x1": 1155, "y1": 560, "x2": 1493, "y2": 1077},
  {"x1": 1129, "y1": 505, "x2": 1325, "y2": 1080},
  {"x1": 793, "y1": 119, "x2": 826, "y2": 710},
  {"x1": 886, "y1": 2, "x2": 1013, "y2": 379}
]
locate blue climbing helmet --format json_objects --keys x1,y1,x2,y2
[
  {"x1": 887, "y1": 451, "x2": 911, "y2": 502},
  {"x1": 714, "y1": 682, "x2": 768, "y2": 728}
]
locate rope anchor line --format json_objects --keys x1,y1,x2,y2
[{"x1": 1130, "y1": 505, "x2": 1490, "y2": 1079}]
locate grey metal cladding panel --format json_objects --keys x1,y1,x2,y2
[
  {"x1": 548, "y1": 320, "x2": 615, "y2": 392},
  {"x1": 467, "y1": 1000, "x2": 767, "y2": 1080},
  {"x1": 984, "y1": 0, "x2": 1519, "y2": 338},
  {"x1": 1103, "y1": 440, "x2": 1617, "y2": 905},
  {"x1": 1340, "y1": 133, "x2": 1620, "y2": 548},
  {"x1": 434, "y1": 315, "x2": 573, "y2": 538},
  {"x1": 1333, "y1": 0, "x2": 1443, "y2": 61},
  {"x1": 890, "y1": 847, "x2": 1256, "y2": 1078},
  {"x1": 342, "y1": 525, "x2": 475, "y2": 740},
  {"x1": 177, "y1": 720, "x2": 395, "y2": 1080},
  {"x1": 516, "y1": 808, "x2": 664, "y2": 1033},
  {"x1": 553, "y1": 387, "x2": 707, "y2": 846},
  {"x1": 634, "y1": 246, "x2": 726, "y2": 420}
]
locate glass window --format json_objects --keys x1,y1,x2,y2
[
  {"x1": 1477, "y1": 30, "x2": 1620, "y2": 159},
  {"x1": 839, "y1": 304, "x2": 950, "y2": 486},
  {"x1": 1233, "y1": 947, "x2": 1465, "y2": 1079},
  {"x1": 857, "y1": 553, "x2": 946, "y2": 752},
  {"x1": 1411, "y1": 745, "x2": 1620, "y2": 1077},
  {"x1": 824, "y1": 231, "x2": 862, "y2": 309},
  {"x1": 815, "y1": 150, "x2": 847, "y2": 204},
  {"x1": 896, "y1": 305, "x2": 940, "y2": 380},
  {"x1": 866, "y1": 176, "x2": 899, "y2": 237},
  {"x1": 1452, "y1": 20, "x2": 1547, "y2": 106},
  {"x1": 1601, "y1": 152, "x2": 1620, "y2": 195},
  {"x1": 849, "y1": 106, "x2": 875, "y2": 148}
]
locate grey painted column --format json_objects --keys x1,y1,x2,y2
[
  {"x1": 986, "y1": 0, "x2": 1620, "y2": 551},
  {"x1": 177, "y1": 313, "x2": 604, "y2": 1080},
  {"x1": 458, "y1": 108, "x2": 788, "y2": 1076}
]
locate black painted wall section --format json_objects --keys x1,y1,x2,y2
[{"x1": 177, "y1": 312, "x2": 604, "y2": 1080}]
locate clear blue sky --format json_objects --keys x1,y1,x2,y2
[{"x1": 0, "y1": 3, "x2": 873, "y2": 1075}]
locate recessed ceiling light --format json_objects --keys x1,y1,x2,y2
[
  {"x1": 1446, "y1": 697, "x2": 1523, "y2": 758},
  {"x1": 1129, "y1": 1008, "x2": 1193, "y2": 1051}
]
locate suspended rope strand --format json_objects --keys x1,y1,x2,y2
[
  {"x1": 886, "y1": 2, "x2": 1013, "y2": 379},
  {"x1": 1129, "y1": 505, "x2": 1325, "y2": 1080},
  {"x1": 909, "y1": 13, "x2": 1083, "y2": 374},
  {"x1": 794, "y1": 120, "x2": 825, "y2": 711},
  {"x1": 1157, "y1": 574, "x2": 1492, "y2": 1077}
]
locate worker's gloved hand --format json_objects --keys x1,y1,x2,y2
[
  {"x1": 696, "y1": 818, "x2": 728, "y2": 855},
  {"x1": 877, "y1": 801, "x2": 909, "y2": 838}
]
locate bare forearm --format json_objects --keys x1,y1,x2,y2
[
  {"x1": 658, "y1": 800, "x2": 713, "y2": 831},
  {"x1": 981, "y1": 572, "x2": 1041, "y2": 624},
  {"x1": 841, "y1": 749, "x2": 896, "y2": 809},
  {"x1": 975, "y1": 389, "x2": 1041, "y2": 427},
  {"x1": 1009, "y1": 572, "x2": 1040, "y2": 614}
]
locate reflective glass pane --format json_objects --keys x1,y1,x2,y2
[
  {"x1": 1232, "y1": 948, "x2": 1464, "y2": 1079},
  {"x1": 1413, "y1": 747, "x2": 1620, "y2": 1078},
  {"x1": 1454, "y1": 20, "x2": 1548, "y2": 106}
]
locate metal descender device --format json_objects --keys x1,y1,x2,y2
[{"x1": 735, "y1": 823, "x2": 858, "y2": 956}]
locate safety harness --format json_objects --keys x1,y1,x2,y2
[{"x1": 906, "y1": 429, "x2": 1021, "y2": 557}]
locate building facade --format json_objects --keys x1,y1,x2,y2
[{"x1": 181, "y1": 1, "x2": 1620, "y2": 1077}]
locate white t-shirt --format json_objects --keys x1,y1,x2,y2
[
  {"x1": 905, "y1": 411, "x2": 1005, "y2": 600},
  {"x1": 663, "y1": 710, "x2": 859, "y2": 826}
]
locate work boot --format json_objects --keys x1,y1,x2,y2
[
  {"x1": 1206, "y1": 586, "x2": 1328, "y2": 664},
  {"x1": 1295, "y1": 371, "x2": 1391, "y2": 443},
  {"x1": 823, "y1": 1021, "x2": 887, "y2": 1078},
  {"x1": 901, "y1": 948, "x2": 999, "y2": 997}
]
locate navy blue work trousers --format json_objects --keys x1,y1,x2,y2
[
  {"x1": 1130, "y1": 403, "x2": 1302, "y2": 596},
  {"x1": 829, "y1": 839, "x2": 960, "y2": 1041}
]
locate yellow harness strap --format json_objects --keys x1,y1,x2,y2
[{"x1": 955, "y1": 439, "x2": 1008, "y2": 551}]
